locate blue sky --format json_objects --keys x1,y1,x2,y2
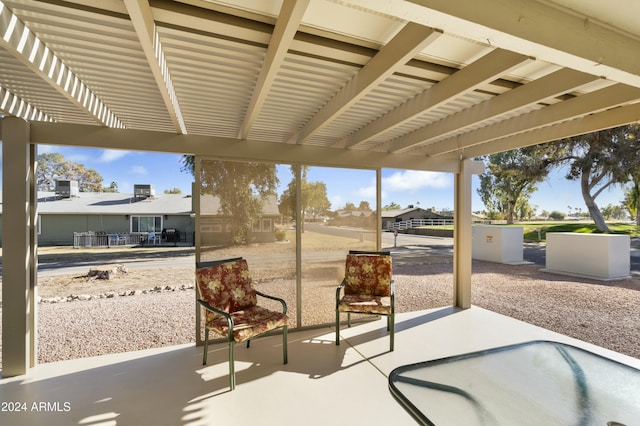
[{"x1": 11, "y1": 145, "x2": 630, "y2": 215}]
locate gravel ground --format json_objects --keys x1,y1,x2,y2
[{"x1": 1, "y1": 257, "x2": 640, "y2": 367}]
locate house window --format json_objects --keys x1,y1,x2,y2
[
  {"x1": 131, "y1": 216, "x2": 162, "y2": 232},
  {"x1": 211, "y1": 219, "x2": 223, "y2": 233},
  {"x1": 251, "y1": 218, "x2": 272, "y2": 232}
]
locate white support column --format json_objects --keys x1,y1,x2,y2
[
  {"x1": 194, "y1": 158, "x2": 202, "y2": 346},
  {"x1": 376, "y1": 168, "x2": 382, "y2": 250},
  {"x1": 295, "y1": 164, "x2": 302, "y2": 328},
  {"x1": 1, "y1": 117, "x2": 36, "y2": 376},
  {"x1": 29, "y1": 143, "x2": 38, "y2": 368},
  {"x1": 453, "y1": 159, "x2": 474, "y2": 309}
]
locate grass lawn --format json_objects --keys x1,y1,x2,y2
[
  {"x1": 414, "y1": 221, "x2": 640, "y2": 241},
  {"x1": 515, "y1": 221, "x2": 640, "y2": 241}
]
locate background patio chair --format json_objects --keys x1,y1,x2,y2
[
  {"x1": 196, "y1": 257, "x2": 288, "y2": 390},
  {"x1": 335, "y1": 250, "x2": 395, "y2": 351}
]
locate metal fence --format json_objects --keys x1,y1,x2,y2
[
  {"x1": 73, "y1": 232, "x2": 149, "y2": 248},
  {"x1": 386, "y1": 218, "x2": 454, "y2": 231}
]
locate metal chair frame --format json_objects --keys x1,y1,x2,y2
[
  {"x1": 196, "y1": 258, "x2": 288, "y2": 390},
  {"x1": 335, "y1": 250, "x2": 395, "y2": 351}
]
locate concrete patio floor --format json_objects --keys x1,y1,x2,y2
[{"x1": 2, "y1": 305, "x2": 639, "y2": 426}]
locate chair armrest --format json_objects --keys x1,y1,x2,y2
[
  {"x1": 256, "y1": 291, "x2": 287, "y2": 315},
  {"x1": 390, "y1": 279, "x2": 395, "y2": 313},
  {"x1": 335, "y1": 278, "x2": 346, "y2": 307},
  {"x1": 197, "y1": 299, "x2": 234, "y2": 338}
]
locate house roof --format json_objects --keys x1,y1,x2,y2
[
  {"x1": 381, "y1": 207, "x2": 427, "y2": 219},
  {"x1": 0, "y1": 191, "x2": 194, "y2": 215},
  {"x1": 0, "y1": 191, "x2": 280, "y2": 216},
  {"x1": 1, "y1": 0, "x2": 639, "y2": 171}
]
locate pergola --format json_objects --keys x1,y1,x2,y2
[{"x1": 1, "y1": 0, "x2": 639, "y2": 377}]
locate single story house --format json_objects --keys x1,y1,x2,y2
[
  {"x1": 0, "y1": 186, "x2": 195, "y2": 246},
  {"x1": 199, "y1": 194, "x2": 281, "y2": 245},
  {"x1": 1, "y1": 188, "x2": 283, "y2": 247},
  {"x1": 381, "y1": 206, "x2": 452, "y2": 229}
]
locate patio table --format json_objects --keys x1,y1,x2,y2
[{"x1": 389, "y1": 340, "x2": 640, "y2": 426}]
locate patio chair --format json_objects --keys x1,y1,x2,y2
[
  {"x1": 196, "y1": 257, "x2": 288, "y2": 390},
  {"x1": 335, "y1": 250, "x2": 394, "y2": 351}
]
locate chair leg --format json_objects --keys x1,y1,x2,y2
[
  {"x1": 283, "y1": 326, "x2": 288, "y2": 364},
  {"x1": 335, "y1": 310, "x2": 340, "y2": 345},
  {"x1": 202, "y1": 328, "x2": 209, "y2": 365},
  {"x1": 246, "y1": 339, "x2": 250, "y2": 349},
  {"x1": 347, "y1": 312, "x2": 351, "y2": 327},
  {"x1": 390, "y1": 314, "x2": 395, "y2": 352},
  {"x1": 229, "y1": 340, "x2": 236, "y2": 391}
]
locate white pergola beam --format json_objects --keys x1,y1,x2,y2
[
  {"x1": 391, "y1": 68, "x2": 600, "y2": 153},
  {"x1": 28, "y1": 121, "x2": 462, "y2": 173},
  {"x1": 348, "y1": 49, "x2": 531, "y2": 149},
  {"x1": 238, "y1": 0, "x2": 309, "y2": 139},
  {"x1": 287, "y1": 22, "x2": 443, "y2": 144},
  {"x1": 0, "y1": 1, "x2": 123, "y2": 127},
  {"x1": 347, "y1": 0, "x2": 640, "y2": 89},
  {"x1": 124, "y1": 0, "x2": 186, "y2": 134},
  {"x1": 424, "y1": 83, "x2": 640, "y2": 157},
  {"x1": 0, "y1": 86, "x2": 51, "y2": 122},
  {"x1": 462, "y1": 102, "x2": 640, "y2": 158}
]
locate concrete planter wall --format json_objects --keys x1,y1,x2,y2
[
  {"x1": 545, "y1": 233, "x2": 630, "y2": 280},
  {"x1": 472, "y1": 225, "x2": 524, "y2": 264}
]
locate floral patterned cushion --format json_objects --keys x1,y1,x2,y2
[
  {"x1": 338, "y1": 294, "x2": 392, "y2": 315},
  {"x1": 196, "y1": 259, "x2": 257, "y2": 313},
  {"x1": 205, "y1": 306, "x2": 288, "y2": 343},
  {"x1": 343, "y1": 254, "x2": 392, "y2": 297}
]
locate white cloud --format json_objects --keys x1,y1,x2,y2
[
  {"x1": 330, "y1": 194, "x2": 343, "y2": 210},
  {"x1": 383, "y1": 170, "x2": 451, "y2": 191},
  {"x1": 354, "y1": 170, "x2": 452, "y2": 203},
  {"x1": 354, "y1": 185, "x2": 376, "y2": 199},
  {"x1": 66, "y1": 153, "x2": 91, "y2": 163},
  {"x1": 130, "y1": 165, "x2": 148, "y2": 175},
  {"x1": 37, "y1": 145, "x2": 56, "y2": 154},
  {"x1": 98, "y1": 149, "x2": 128, "y2": 163}
]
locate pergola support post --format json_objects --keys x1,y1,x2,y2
[
  {"x1": 1, "y1": 117, "x2": 38, "y2": 376},
  {"x1": 453, "y1": 158, "x2": 475, "y2": 309}
]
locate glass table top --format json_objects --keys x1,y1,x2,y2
[{"x1": 389, "y1": 341, "x2": 640, "y2": 426}]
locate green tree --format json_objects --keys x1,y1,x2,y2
[
  {"x1": 164, "y1": 187, "x2": 182, "y2": 194},
  {"x1": 37, "y1": 152, "x2": 103, "y2": 192},
  {"x1": 538, "y1": 125, "x2": 640, "y2": 232},
  {"x1": 623, "y1": 131, "x2": 640, "y2": 226},
  {"x1": 305, "y1": 181, "x2": 331, "y2": 221},
  {"x1": 600, "y1": 203, "x2": 628, "y2": 221},
  {"x1": 181, "y1": 155, "x2": 278, "y2": 245},
  {"x1": 549, "y1": 210, "x2": 565, "y2": 220},
  {"x1": 477, "y1": 148, "x2": 548, "y2": 224},
  {"x1": 102, "y1": 181, "x2": 119, "y2": 192},
  {"x1": 358, "y1": 201, "x2": 372, "y2": 211},
  {"x1": 343, "y1": 202, "x2": 356, "y2": 211},
  {"x1": 382, "y1": 202, "x2": 401, "y2": 210},
  {"x1": 623, "y1": 182, "x2": 640, "y2": 225},
  {"x1": 278, "y1": 166, "x2": 330, "y2": 227}
]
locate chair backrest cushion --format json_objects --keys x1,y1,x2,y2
[
  {"x1": 196, "y1": 258, "x2": 257, "y2": 313},
  {"x1": 344, "y1": 253, "x2": 392, "y2": 297}
]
